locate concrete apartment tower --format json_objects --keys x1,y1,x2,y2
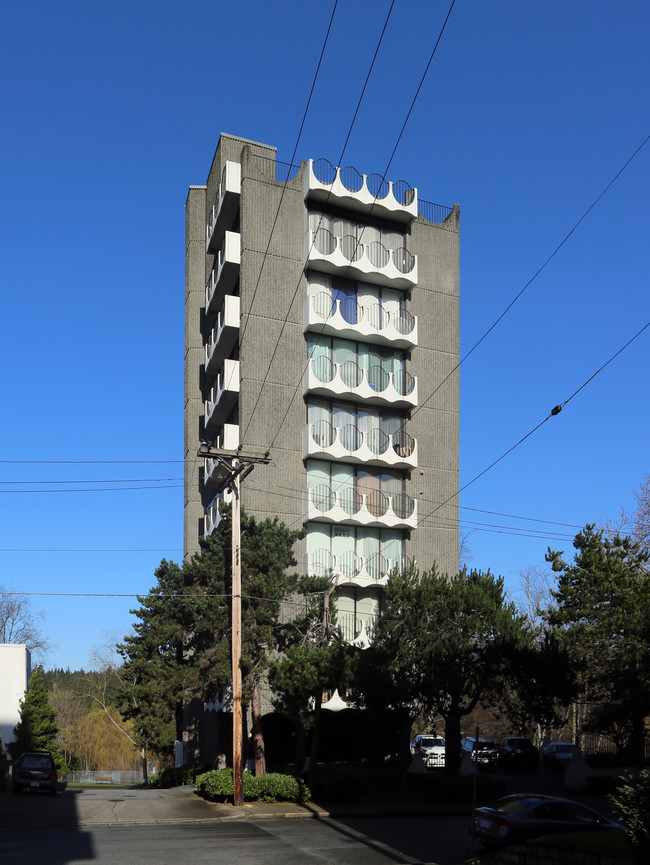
[{"x1": 185, "y1": 133, "x2": 459, "y2": 643}]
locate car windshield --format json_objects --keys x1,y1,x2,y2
[
  {"x1": 556, "y1": 744, "x2": 575, "y2": 753},
  {"x1": 419, "y1": 737, "x2": 444, "y2": 748},
  {"x1": 476, "y1": 741, "x2": 496, "y2": 750},
  {"x1": 508, "y1": 738, "x2": 533, "y2": 747}
]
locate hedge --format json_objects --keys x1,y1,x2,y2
[
  {"x1": 195, "y1": 768, "x2": 310, "y2": 803},
  {"x1": 148, "y1": 763, "x2": 212, "y2": 789}
]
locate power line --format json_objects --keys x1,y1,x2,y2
[
  {"x1": 0, "y1": 485, "x2": 183, "y2": 494},
  {"x1": 0, "y1": 478, "x2": 183, "y2": 484},
  {"x1": 0, "y1": 460, "x2": 182, "y2": 464},
  {"x1": 416, "y1": 319, "x2": 650, "y2": 526},
  {"x1": 263, "y1": 0, "x2": 457, "y2": 452},
  {"x1": 405, "y1": 133, "x2": 650, "y2": 427},
  {"x1": 241, "y1": 0, "x2": 399, "y2": 446},
  {"x1": 0, "y1": 548, "x2": 183, "y2": 553},
  {"x1": 237, "y1": 0, "x2": 340, "y2": 350}
]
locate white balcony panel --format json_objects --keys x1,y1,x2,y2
[
  {"x1": 303, "y1": 295, "x2": 417, "y2": 350},
  {"x1": 204, "y1": 295, "x2": 240, "y2": 374},
  {"x1": 338, "y1": 614, "x2": 379, "y2": 646},
  {"x1": 204, "y1": 488, "x2": 233, "y2": 535},
  {"x1": 204, "y1": 359, "x2": 239, "y2": 429},
  {"x1": 304, "y1": 551, "x2": 412, "y2": 589},
  {"x1": 204, "y1": 424, "x2": 240, "y2": 485},
  {"x1": 206, "y1": 161, "x2": 241, "y2": 254},
  {"x1": 303, "y1": 424, "x2": 417, "y2": 470},
  {"x1": 304, "y1": 159, "x2": 417, "y2": 223},
  {"x1": 205, "y1": 231, "x2": 240, "y2": 316},
  {"x1": 303, "y1": 358, "x2": 418, "y2": 410},
  {"x1": 303, "y1": 487, "x2": 417, "y2": 530},
  {"x1": 305, "y1": 230, "x2": 417, "y2": 291}
]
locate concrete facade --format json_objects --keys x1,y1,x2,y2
[
  {"x1": 185, "y1": 133, "x2": 460, "y2": 640},
  {"x1": 0, "y1": 644, "x2": 31, "y2": 752}
]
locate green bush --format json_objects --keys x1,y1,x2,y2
[
  {"x1": 195, "y1": 769, "x2": 310, "y2": 804},
  {"x1": 609, "y1": 769, "x2": 650, "y2": 858},
  {"x1": 148, "y1": 763, "x2": 211, "y2": 789}
]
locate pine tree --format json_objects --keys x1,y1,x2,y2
[
  {"x1": 8, "y1": 665, "x2": 66, "y2": 772},
  {"x1": 360, "y1": 565, "x2": 531, "y2": 776},
  {"x1": 545, "y1": 524, "x2": 650, "y2": 764}
]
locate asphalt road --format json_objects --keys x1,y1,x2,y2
[
  {"x1": 0, "y1": 785, "x2": 473, "y2": 865},
  {"x1": 0, "y1": 816, "x2": 473, "y2": 865},
  {"x1": 0, "y1": 763, "x2": 619, "y2": 865}
]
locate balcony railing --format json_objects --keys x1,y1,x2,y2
[
  {"x1": 338, "y1": 613, "x2": 379, "y2": 645},
  {"x1": 304, "y1": 355, "x2": 417, "y2": 409},
  {"x1": 305, "y1": 158, "x2": 418, "y2": 223},
  {"x1": 304, "y1": 291, "x2": 417, "y2": 349},
  {"x1": 205, "y1": 231, "x2": 240, "y2": 316},
  {"x1": 304, "y1": 421, "x2": 417, "y2": 469},
  {"x1": 305, "y1": 229, "x2": 417, "y2": 290},
  {"x1": 204, "y1": 359, "x2": 239, "y2": 428},
  {"x1": 303, "y1": 484, "x2": 417, "y2": 529},
  {"x1": 206, "y1": 161, "x2": 241, "y2": 254},
  {"x1": 304, "y1": 548, "x2": 412, "y2": 584},
  {"x1": 204, "y1": 295, "x2": 240, "y2": 374}
]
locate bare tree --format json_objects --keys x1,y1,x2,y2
[
  {"x1": 459, "y1": 529, "x2": 473, "y2": 566},
  {"x1": 513, "y1": 565, "x2": 556, "y2": 629},
  {"x1": 622, "y1": 474, "x2": 650, "y2": 553},
  {"x1": 0, "y1": 586, "x2": 50, "y2": 657}
]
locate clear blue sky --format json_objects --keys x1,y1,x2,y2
[{"x1": 1, "y1": 0, "x2": 648, "y2": 671}]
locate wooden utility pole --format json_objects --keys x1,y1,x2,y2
[
  {"x1": 197, "y1": 444, "x2": 270, "y2": 807},
  {"x1": 231, "y1": 469, "x2": 243, "y2": 805}
]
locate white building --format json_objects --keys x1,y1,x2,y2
[{"x1": 0, "y1": 644, "x2": 31, "y2": 752}]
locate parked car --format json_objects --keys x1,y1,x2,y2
[
  {"x1": 498, "y1": 736, "x2": 539, "y2": 771},
  {"x1": 411, "y1": 734, "x2": 446, "y2": 768},
  {"x1": 472, "y1": 794, "x2": 620, "y2": 847},
  {"x1": 12, "y1": 751, "x2": 58, "y2": 795},
  {"x1": 461, "y1": 737, "x2": 498, "y2": 770},
  {"x1": 540, "y1": 741, "x2": 580, "y2": 768}
]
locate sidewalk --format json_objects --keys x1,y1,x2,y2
[{"x1": 149, "y1": 784, "x2": 472, "y2": 823}]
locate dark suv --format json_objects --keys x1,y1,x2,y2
[
  {"x1": 12, "y1": 751, "x2": 58, "y2": 795},
  {"x1": 498, "y1": 737, "x2": 539, "y2": 771},
  {"x1": 461, "y1": 737, "x2": 498, "y2": 770}
]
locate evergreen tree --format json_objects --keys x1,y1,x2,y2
[
  {"x1": 8, "y1": 665, "x2": 66, "y2": 773},
  {"x1": 269, "y1": 574, "x2": 346, "y2": 781},
  {"x1": 185, "y1": 509, "x2": 305, "y2": 774},
  {"x1": 117, "y1": 509, "x2": 304, "y2": 769},
  {"x1": 545, "y1": 524, "x2": 650, "y2": 764},
  {"x1": 360, "y1": 565, "x2": 531, "y2": 776},
  {"x1": 117, "y1": 557, "x2": 228, "y2": 759}
]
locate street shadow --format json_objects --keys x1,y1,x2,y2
[{"x1": 0, "y1": 785, "x2": 95, "y2": 864}]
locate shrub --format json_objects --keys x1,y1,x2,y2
[
  {"x1": 194, "y1": 769, "x2": 309, "y2": 804},
  {"x1": 609, "y1": 769, "x2": 650, "y2": 857},
  {"x1": 148, "y1": 763, "x2": 211, "y2": 789}
]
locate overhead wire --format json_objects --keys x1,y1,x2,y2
[
  {"x1": 260, "y1": 0, "x2": 457, "y2": 452},
  {"x1": 235, "y1": 0, "x2": 340, "y2": 353},
  {"x1": 260, "y1": 130, "x2": 650, "y2": 536},
  {"x1": 240, "y1": 0, "x2": 400, "y2": 446},
  {"x1": 401, "y1": 132, "x2": 650, "y2": 430},
  {"x1": 415, "y1": 319, "x2": 650, "y2": 527}
]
